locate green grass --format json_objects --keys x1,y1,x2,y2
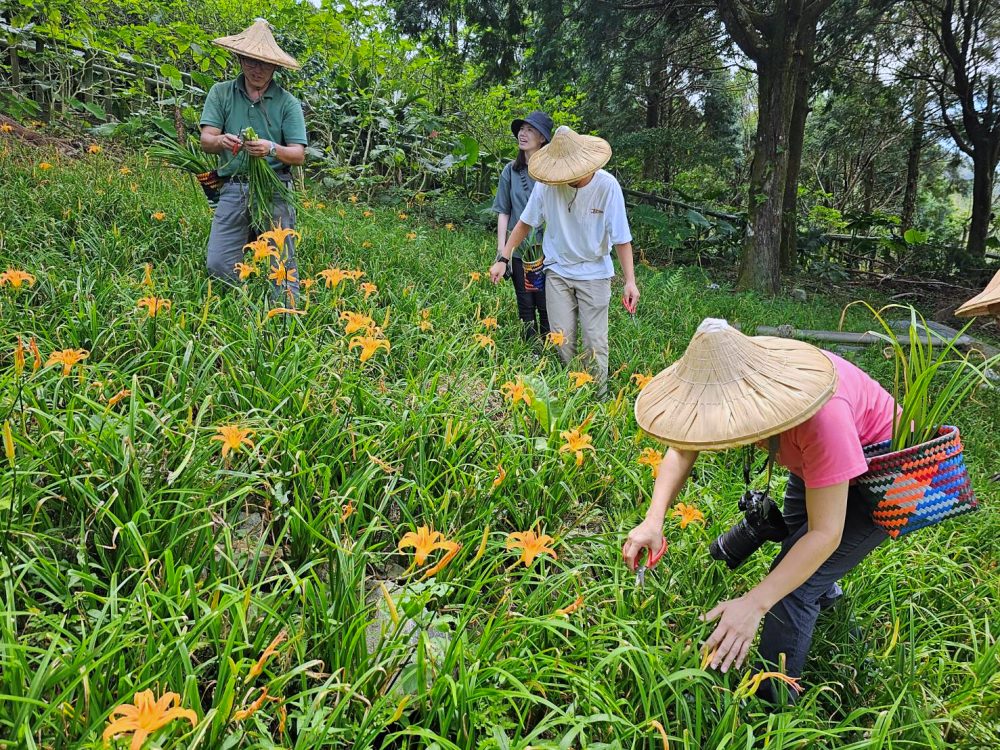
[{"x1": 0, "y1": 140, "x2": 998, "y2": 749}]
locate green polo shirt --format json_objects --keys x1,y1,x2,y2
[{"x1": 200, "y1": 74, "x2": 307, "y2": 175}]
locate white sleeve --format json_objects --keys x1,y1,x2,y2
[
  {"x1": 605, "y1": 180, "x2": 632, "y2": 245},
  {"x1": 519, "y1": 183, "x2": 545, "y2": 228}
]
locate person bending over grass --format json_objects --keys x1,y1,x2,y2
[
  {"x1": 623, "y1": 319, "x2": 898, "y2": 704},
  {"x1": 491, "y1": 111, "x2": 553, "y2": 341},
  {"x1": 490, "y1": 126, "x2": 639, "y2": 395},
  {"x1": 199, "y1": 18, "x2": 307, "y2": 297}
]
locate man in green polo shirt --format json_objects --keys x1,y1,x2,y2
[{"x1": 200, "y1": 19, "x2": 307, "y2": 296}]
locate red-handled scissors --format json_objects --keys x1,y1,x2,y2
[
  {"x1": 634, "y1": 537, "x2": 667, "y2": 588},
  {"x1": 622, "y1": 295, "x2": 638, "y2": 326}
]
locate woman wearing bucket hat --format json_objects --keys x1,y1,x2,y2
[
  {"x1": 491, "y1": 111, "x2": 553, "y2": 340},
  {"x1": 955, "y1": 268, "x2": 1000, "y2": 319},
  {"x1": 624, "y1": 319, "x2": 899, "y2": 703},
  {"x1": 490, "y1": 126, "x2": 639, "y2": 393},
  {"x1": 199, "y1": 18, "x2": 307, "y2": 296}
]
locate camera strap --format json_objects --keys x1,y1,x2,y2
[{"x1": 743, "y1": 436, "x2": 779, "y2": 495}]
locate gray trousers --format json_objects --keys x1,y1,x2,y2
[
  {"x1": 756, "y1": 474, "x2": 887, "y2": 703},
  {"x1": 544, "y1": 272, "x2": 612, "y2": 391},
  {"x1": 206, "y1": 180, "x2": 299, "y2": 298}
]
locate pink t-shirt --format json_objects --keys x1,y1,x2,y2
[{"x1": 777, "y1": 352, "x2": 896, "y2": 488}]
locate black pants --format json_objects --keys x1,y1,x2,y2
[
  {"x1": 755, "y1": 474, "x2": 888, "y2": 703},
  {"x1": 510, "y1": 257, "x2": 549, "y2": 339}
]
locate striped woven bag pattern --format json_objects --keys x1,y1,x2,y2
[{"x1": 856, "y1": 426, "x2": 978, "y2": 538}]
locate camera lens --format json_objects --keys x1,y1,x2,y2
[{"x1": 710, "y1": 518, "x2": 767, "y2": 570}]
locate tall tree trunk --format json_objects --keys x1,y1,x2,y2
[
  {"x1": 738, "y1": 41, "x2": 798, "y2": 293},
  {"x1": 966, "y1": 147, "x2": 997, "y2": 267},
  {"x1": 901, "y1": 85, "x2": 927, "y2": 233},
  {"x1": 779, "y1": 23, "x2": 815, "y2": 272},
  {"x1": 644, "y1": 65, "x2": 661, "y2": 180}
]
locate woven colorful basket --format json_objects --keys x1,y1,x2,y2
[
  {"x1": 523, "y1": 257, "x2": 545, "y2": 292},
  {"x1": 856, "y1": 426, "x2": 978, "y2": 538}
]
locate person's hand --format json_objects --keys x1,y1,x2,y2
[
  {"x1": 489, "y1": 261, "x2": 507, "y2": 284},
  {"x1": 244, "y1": 139, "x2": 273, "y2": 158},
  {"x1": 700, "y1": 594, "x2": 767, "y2": 672},
  {"x1": 622, "y1": 519, "x2": 665, "y2": 571},
  {"x1": 623, "y1": 280, "x2": 640, "y2": 312},
  {"x1": 217, "y1": 133, "x2": 242, "y2": 153}
]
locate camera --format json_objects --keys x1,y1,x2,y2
[{"x1": 709, "y1": 489, "x2": 789, "y2": 570}]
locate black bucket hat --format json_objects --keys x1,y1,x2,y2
[{"x1": 510, "y1": 111, "x2": 554, "y2": 143}]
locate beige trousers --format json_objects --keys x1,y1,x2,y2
[{"x1": 545, "y1": 272, "x2": 612, "y2": 390}]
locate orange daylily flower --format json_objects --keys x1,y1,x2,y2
[
  {"x1": 269, "y1": 262, "x2": 297, "y2": 286},
  {"x1": 46, "y1": 348, "x2": 89, "y2": 376},
  {"x1": 505, "y1": 529, "x2": 558, "y2": 567},
  {"x1": 671, "y1": 502, "x2": 706, "y2": 529},
  {"x1": 346, "y1": 269, "x2": 365, "y2": 281},
  {"x1": 421, "y1": 540, "x2": 461, "y2": 579},
  {"x1": 398, "y1": 526, "x2": 455, "y2": 566},
  {"x1": 554, "y1": 595, "x2": 584, "y2": 616},
  {"x1": 27, "y1": 338, "x2": 41, "y2": 372},
  {"x1": 348, "y1": 194, "x2": 358, "y2": 203},
  {"x1": 38, "y1": 161, "x2": 52, "y2": 170},
  {"x1": 638, "y1": 447, "x2": 663, "y2": 478},
  {"x1": 233, "y1": 686, "x2": 279, "y2": 721},
  {"x1": 151, "y1": 211, "x2": 166, "y2": 221},
  {"x1": 103, "y1": 690, "x2": 197, "y2": 750},
  {"x1": 492, "y1": 464, "x2": 506, "y2": 489},
  {"x1": 340, "y1": 311, "x2": 374, "y2": 334},
  {"x1": 234, "y1": 262, "x2": 257, "y2": 280},
  {"x1": 480, "y1": 316, "x2": 498, "y2": 329},
  {"x1": 349, "y1": 335, "x2": 390, "y2": 362},
  {"x1": 318, "y1": 268, "x2": 351, "y2": 288},
  {"x1": 245, "y1": 239, "x2": 277, "y2": 263},
  {"x1": 0, "y1": 123, "x2": 13, "y2": 133},
  {"x1": 473, "y1": 333, "x2": 494, "y2": 348},
  {"x1": 266, "y1": 307, "x2": 306, "y2": 319},
  {"x1": 259, "y1": 224, "x2": 301, "y2": 253},
  {"x1": 361, "y1": 240, "x2": 373, "y2": 249},
  {"x1": 87, "y1": 143, "x2": 102, "y2": 154},
  {"x1": 500, "y1": 380, "x2": 532, "y2": 406},
  {"x1": 631, "y1": 372, "x2": 653, "y2": 389},
  {"x1": 568, "y1": 371, "x2": 594, "y2": 389},
  {"x1": 397, "y1": 212, "x2": 408, "y2": 220},
  {"x1": 119, "y1": 166, "x2": 131, "y2": 175},
  {"x1": 418, "y1": 309, "x2": 433, "y2": 331},
  {"x1": 468, "y1": 271, "x2": 482, "y2": 283},
  {"x1": 107, "y1": 388, "x2": 132, "y2": 407},
  {"x1": 136, "y1": 296, "x2": 171, "y2": 318},
  {"x1": 248, "y1": 630, "x2": 287, "y2": 680},
  {"x1": 560, "y1": 425, "x2": 595, "y2": 467},
  {"x1": 340, "y1": 501, "x2": 354, "y2": 522},
  {"x1": 13, "y1": 338, "x2": 25, "y2": 376},
  {"x1": 301, "y1": 278, "x2": 315, "y2": 292},
  {"x1": 405, "y1": 232, "x2": 417, "y2": 240},
  {"x1": 141, "y1": 263, "x2": 153, "y2": 287},
  {"x1": 546, "y1": 330, "x2": 566, "y2": 347},
  {"x1": 315, "y1": 202, "x2": 326, "y2": 209},
  {"x1": 360, "y1": 282, "x2": 378, "y2": 299},
  {"x1": 445, "y1": 223, "x2": 455, "y2": 231},
  {"x1": 744, "y1": 671, "x2": 803, "y2": 696},
  {"x1": 0, "y1": 269, "x2": 36, "y2": 289},
  {"x1": 363, "y1": 210, "x2": 374, "y2": 218},
  {"x1": 211, "y1": 425, "x2": 255, "y2": 458}
]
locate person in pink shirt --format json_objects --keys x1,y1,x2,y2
[{"x1": 623, "y1": 319, "x2": 897, "y2": 703}]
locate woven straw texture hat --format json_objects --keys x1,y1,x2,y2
[
  {"x1": 955, "y1": 269, "x2": 1000, "y2": 318},
  {"x1": 527, "y1": 125, "x2": 612, "y2": 185},
  {"x1": 213, "y1": 18, "x2": 300, "y2": 70},
  {"x1": 635, "y1": 319, "x2": 838, "y2": 451}
]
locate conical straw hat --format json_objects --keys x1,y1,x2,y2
[
  {"x1": 955, "y1": 268, "x2": 1000, "y2": 318},
  {"x1": 213, "y1": 18, "x2": 300, "y2": 70},
  {"x1": 635, "y1": 319, "x2": 838, "y2": 451},
  {"x1": 528, "y1": 125, "x2": 612, "y2": 185}
]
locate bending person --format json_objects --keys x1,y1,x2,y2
[{"x1": 623, "y1": 318, "x2": 897, "y2": 703}]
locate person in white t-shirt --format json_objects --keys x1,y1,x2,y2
[{"x1": 489, "y1": 126, "x2": 639, "y2": 393}]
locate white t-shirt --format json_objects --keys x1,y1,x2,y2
[{"x1": 519, "y1": 169, "x2": 632, "y2": 280}]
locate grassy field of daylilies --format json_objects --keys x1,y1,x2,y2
[{"x1": 1, "y1": 139, "x2": 998, "y2": 750}]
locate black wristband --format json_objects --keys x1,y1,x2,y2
[{"x1": 495, "y1": 254, "x2": 510, "y2": 265}]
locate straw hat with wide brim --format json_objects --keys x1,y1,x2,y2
[
  {"x1": 635, "y1": 319, "x2": 838, "y2": 451},
  {"x1": 213, "y1": 18, "x2": 300, "y2": 70},
  {"x1": 527, "y1": 125, "x2": 612, "y2": 185},
  {"x1": 955, "y1": 269, "x2": 1000, "y2": 318}
]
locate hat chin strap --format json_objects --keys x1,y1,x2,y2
[{"x1": 697, "y1": 318, "x2": 730, "y2": 334}]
